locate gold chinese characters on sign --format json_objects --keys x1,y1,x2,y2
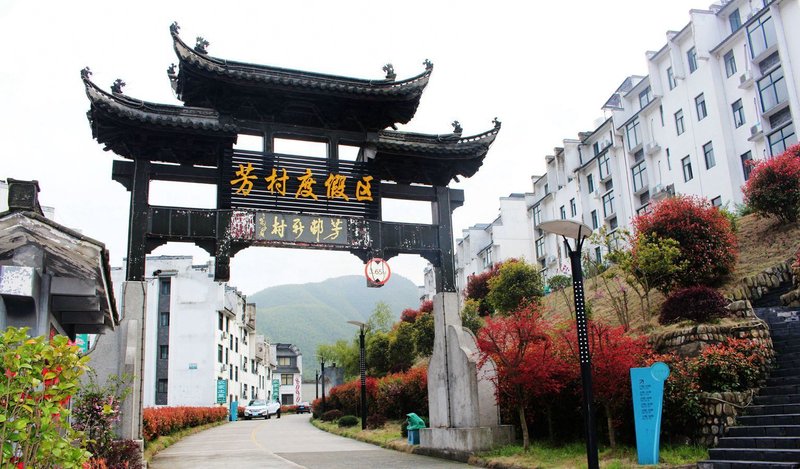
[{"x1": 230, "y1": 163, "x2": 373, "y2": 202}]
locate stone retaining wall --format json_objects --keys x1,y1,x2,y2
[
  {"x1": 649, "y1": 320, "x2": 773, "y2": 356},
  {"x1": 727, "y1": 259, "x2": 793, "y2": 303},
  {"x1": 780, "y1": 264, "x2": 800, "y2": 306},
  {"x1": 696, "y1": 390, "x2": 755, "y2": 447}
]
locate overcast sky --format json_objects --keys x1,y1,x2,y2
[{"x1": 0, "y1": 0, "x2": 703, "y2": 295}]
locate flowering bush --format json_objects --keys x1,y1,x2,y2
[
  {"x1": 633, "y1": 195, "x2": 738, "y2": 291},
  {"x1": 142, "y1": 406, "x2": 228, "y2": 441},
  {"x1": 1, "y1": 327, "x2": 91, "y2": 468},
  {"x1": 73, "y1": 372, "x2": 131, "y2": 464},
  {"x1": 743, "y1": 144, "x2": 800, "y2": 223},
  {"x1": 373, "y1": 366, "x2": 428, "y2": 419},
  {"x1": 659, "y1": 286, "x2": 729, "y2": 324},
  {"x1": 694, "y1": 338, "x2": 772, "y2": 392},
  {"x1": 326, "y1": 376, "x2": 378, "y2": 416}
]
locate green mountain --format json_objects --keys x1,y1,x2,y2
[{"x1": 250, "y1": 275, "x2": 420, "y2": 380}]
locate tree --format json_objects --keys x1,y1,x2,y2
[
  {"x1": 476, "y1": 303, "x2": 568, "y2": 451},
  {"x1": 611, "y1": 233, "x2": 687, "y2": 321},
  {"x1": 460, "y1": 299, "x2": 484, "y2": 335},
  {"x1": 366, "y1": 331, "x2": 391, "y2": 376},
  {"x1": 387, "y1": 322, "x2": 416, "y2": 373},
  {"x1": 465, "y1": 262, "x2": 503, "y2": 316},
  {"x1": 743, "y1": 144, "x2": 800, "y2": 223},
  {"x1": 367, "y1": 301, "x2": 394, "y2": 333},
  {"x1": 412, "y1": 312, "x2": 435, "y2": 357},
  {"x1": 557, "y1": 321, "x2": 651, "y2": 448},
  {"x1": 316, "y1": 340, "x2": 359, "y2": 379},
  {"x1": 633, "y1": 195, "x2": 737, "y2": 290},
  {"x1": 486, "y1": 260, "x2": 544, "y2": 314},
  {"x1": 547, "y1": 274, "x2": 574, "y2": 318}
]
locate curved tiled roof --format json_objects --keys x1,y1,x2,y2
[
  {"x1": 82, "y1": 68, "x2": 237, "y2": 165},
  {"x1": 371, "y1": 121, "x2": 501, "y2": 185},
  {"x1": 170, "y1": 23, "x2": 431, "y2": 130}
]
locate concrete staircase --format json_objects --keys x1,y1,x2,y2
[{"x1": 698, "y1": 307, "x2": 800, "y2": 468}]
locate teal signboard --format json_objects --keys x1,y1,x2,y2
[
  {"x1": 630, "y1": 362, "x2": 670, "y2": 465},
  {"x1": 75, "y1": 334, "x2": 89, "y2": 354},
  {"x1": 216, "y1": 379, "x2": 227, "y2": 404},
  {"x1": 272, "y1": 379, "x2": 280, "y2": 402}
]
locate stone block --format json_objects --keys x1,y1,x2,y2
[{"x1": 420, "y1": 426, "x2": 514, "y2": 453}]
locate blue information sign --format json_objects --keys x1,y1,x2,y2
[
  {"x1": 216, "y1": 379, "x2": 227, "y2": 404},
  {"x1": 630, "y1": 362, "x2": 670, "y2": 465}
]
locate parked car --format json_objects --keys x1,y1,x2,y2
[
  {"x1": 296, "y1": 401, "x2": 311, "y2": 414},
  {"x1": 243, "y1": 399, "x2": 281, "y2": 420}
]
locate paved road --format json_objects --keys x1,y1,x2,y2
[{"x1": 149, "y1": 414, "x2": 471, "y2": 469}]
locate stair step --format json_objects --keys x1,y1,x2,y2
[
  {"x1": 770, "y1": 367, "x2": 800, "y2": 378},
  {"x1": 760, "y1": 385, "x2": 800, "y2": 396},
  {"x1": 774, "y1": 345, "x2": 800, "y2": 355},
  {"x1": 708, "y1": 448, "x2": 800, "y2": 462},
  {"x1": 736, "y1": 414, "x2": 800, "y2": 426},
  {"x1": 746, "y1": 404, "x2": 800, "y2": 416},
  {"x1": 754, "y1": 395, "x2": 800, "y2": 406},
  {"x1": 728, "y1": 426, "x2": 800, "y2": 438},
  {"x1": 767, "y1": 377, "x2": 800, "y2": 387},
  {"x1": 698, "y1": 460, "x2": 800, "y2": 468},
  {"x1": 717, "y1": 437, "x2": 800, "y2": 449}
]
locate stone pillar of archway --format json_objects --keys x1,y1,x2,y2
[{"x1": 420, "y1": 292, "x2": 514, "y2": 453}]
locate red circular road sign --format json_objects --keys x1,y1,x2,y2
[{"x1": 364, "y1": 258, "x2": 391, "y2": 286}]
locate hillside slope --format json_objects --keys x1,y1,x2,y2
[{"x1": 250, "y1": 275, "x2": 420, "y2": 379}]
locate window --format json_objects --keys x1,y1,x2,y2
[
  {"x1": 543, "y1": 183, "x2": 549, "y2": 194},
  {"x1": 703, "y1": 142, "x2": 716, "y2": 169},
  {"x1": 598, "y1": 153, "x2": 611, "y2": 179},
  {"x1": 159, "y1": 279, "x2": 171, "y2": 296},
  {"x1": 687, "y1": 47, "x2": 697, "y2": 73},
  {"x1": 748, "y1": 15, "x2": 776, "y2": 58},
  {"x1": 278, "y1": 357, "x2": 292, "y2": 367},
  {"x1": 532, "y1": 205, "x2": 541, "y2": 226},
  {"x1": 218, "y1": 345, "x2": 223, "y2": 362},
  {"x1": 281, "y1": 374, "x2": 293, "y2": 385},
  {"x1": 604, "y1": 179, "x2": 614, "y2": 191},
  {"x1": 595, "y1": 247, "x2": 602, "y2": 264},
  {"x1": 602, "y1": 191, "x2": 615, "y2": 218},
  {"x1": 586, "y1": 174, "x2": 594, "y2": 194},
  {"x1": 235, "y1": 337, "x2": 238, "y2": 353},
  {"x1": 281, "y1": 394, "x2": 294, "y2": 405},
  {"x1": 667, "y1": 67, "x2": 677, "y2": 90},
  {"x1": 729, "y1": 9, "x2": 741, "y2": 33},
  {"x1": 732, "y1": 99, "x2": 745, "y2": 128},
  {"x1": 235, "y1": 366, "x2": 239, "y2": 382},
  {"x1": 218, "y1": 312, "x2": 223, "y2": 330},
  {"x1": 711, "y1": 196, "x2": 722, "y2": 207},
  {"x1": 626, "y1": 119, "x2": 641, "y2": 150},
  {"x1": 608, "y1": 217, "x2": 618, "y2": 230},
  {"x1": 741, "y1": 151, "x2": 753, "y2": 180},
  {"x1": 159, "y1": 311, "x2": 169, "y2": 327},
  {"x1": 639, "y1": 191, "x2": 650, "y2": 207},
  {"x1": 225, "y1": 348, "x2": 229, "y2": 364},
  {"x1": 638, "y1": 86, "x2": 652, "y2": 109},
  {"x1": 159, "y1": 345, "x2": 168, "y2": 360},
  {"x1": 758, "y1": 67, "x2": 788, "y2": 112},
  {"x1": 226, "y1": 317, "x2": 230, "y2": 332},
  {"x1": 659, "y1": 105, "x2": 664, "y2": 127},
  {"x1": 675, "y1": 110, "x2": 685, "y2": 135},
  {"x1": 724, "y1": 50, "x2": 737, "y2": 78},
  {"x1": 631, "y1": 162, "x2": 647, "y2": 193},
  {"x1": 535, "y1": 237, "x2": 545, "y2": 258},
  {"x1": 157, "y1": 379, "x2": 168, "y2": 394},
  {"x1": 768, "y1": 123, "x2": 797, "y2": 156},
  {"x1": 666, "y1": 148, "x2": 672, "y2": 171},
  {"x1": 560, "y1": 206, "x2": 566, "y2": 220},
  {"x1": 634, "y1": 149, "x2": 644, "y2": 163},
  {"x1": 570, "y1": 198, "x2": 577, "y2": 217},
  {"x1": 592, "y1": 141, "x2": 601, "y2": 156},
  {"x1": 695, "y1": 93, "x2": 707, "y2": 120},
  {"x1": 682, "y1": 156, "x2": 694, "y2": 182}
]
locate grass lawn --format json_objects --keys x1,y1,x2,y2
[{"x1": 311, "y1": 418, "x2": 706, "y2": 468}]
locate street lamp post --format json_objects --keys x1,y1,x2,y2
[
  {"x1": 348, "y1": 320, "x2": 368, "y2": 430},
  {"x1": 320, "y1": 360, "x2": 326, "y2": 414},
  {"x1": 539, "y1": 220, "x2": 598, "y2": 469}
]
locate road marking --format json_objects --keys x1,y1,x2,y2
[{"x1": 250, "y1": 420, "x2": 307, "y2": 468}]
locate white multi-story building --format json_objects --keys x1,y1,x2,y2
[
  {"x1": 111, "y1": 255, "x2": 275, "y2": 407},
  {"x1": 451, "y1": 0, "x2": 799, "y2": 293},
  {"x1": 273, "y1": 343, "x2": 303, "y2": 405}
]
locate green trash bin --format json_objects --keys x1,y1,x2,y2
[{"x1": 406, "y1": 413, "x2": 426, "y2": 445}]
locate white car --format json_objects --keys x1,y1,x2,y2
[{"x1": 243, "y1": 399, "x2": 281, "y2": 419}]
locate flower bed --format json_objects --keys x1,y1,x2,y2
[{"x1": 142, "y1": 406, "x2": 228, "y2": 441}]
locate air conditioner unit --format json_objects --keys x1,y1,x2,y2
[
  {"x1": 739, "y1": 70, "x2": 753, "y2": 88},
  {"x1": 220, "y1": 364, "x2": 228, "y2": 372},
  {"x1": 546, "y1": 255, "x2": 557, "y2": 266},
  {"x1": 601, "y1": 139, "x2": 612, "y2": 149},
  {"x1": 221, "y1": 331, "x2": 229, "y2": 340},
  {"x1": 750, "y1": 122, "x2": 762, "y2": 137},
  {"x1": 593, "y1": 189, "x2": 602, "y2": 199},
  {"x1": 644, "y1": 142, "x2": 661, "y2": 155}
]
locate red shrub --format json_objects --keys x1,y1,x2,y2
[
  {"x1": 323, "y1": 365, "x2": 428, "y2": 420},
  {"x1": 142, "y1": 406, "x2": 228, "y2": 442},
  {"x1": 419, "y1": 300, "x2": 433, "y2": 313},
  {"x1": 659, "y1": 285, "x2": 729, "y2": 324},
  {"x1": 400, "y1": 308, "x2": 421, "y2": 323},
  {"x1": 633, "y1": 195, "x2": 737, "y2": 291},
  {"x1": 465, "y1": 262, "x2": 505, "y2": 315},
  {"x1": 743, "y1": 144, "x2": 800, "y2": 223},
  {"x1": 327, "y1": 377, "x2": 378, "y2": 416}
]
